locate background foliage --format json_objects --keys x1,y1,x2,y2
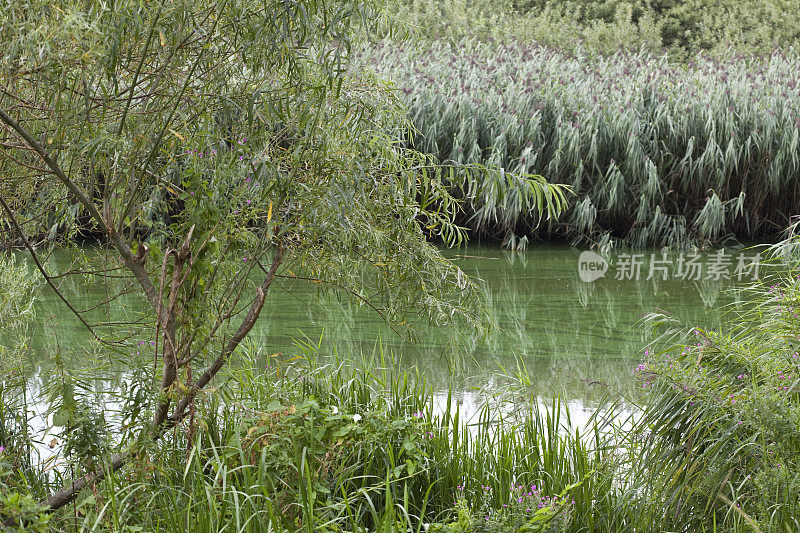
[{"x1": 386, "y1": 0, "x2": 800, "y2": 56}]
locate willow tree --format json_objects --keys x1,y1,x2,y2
[{"x1": 0, "y1": 0, "x2": 567, "y2": 511}]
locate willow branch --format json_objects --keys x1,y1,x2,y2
[
  {"x1": 169, "y1": 243, "x2": 285, "y2": 422},
  {"x1": 33, "y1": 244, "x2": 285, "y2": 514},
  {"x1": 0, "y1": 194, "x2": 100, "y2": 341},
  {"x1": 0, "y1": 105, "x2": 161, "y2": 309}
]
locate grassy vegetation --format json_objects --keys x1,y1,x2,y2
[
  {"x1": 1, "y1": 343, "x2": 617, "y2": 532},
  {"x1": 5, "y1": 241, "x2": 800, "y2": 530},
  {"x1": 368, "y1": 0, "x2": 800, "y2": 249},
  {"x1": 5, "y1": 319, "x2": 798, "y2": 531},
  {"x1": 626, "y1": 243, "x2": 800, "y2": 530},
  {"x1": 361, "y1": 41, "x2": 800, "y2": 248}
]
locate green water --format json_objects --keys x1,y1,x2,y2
[{"x1": 17, "y1": 244, "x2": 757, "y2": 406}]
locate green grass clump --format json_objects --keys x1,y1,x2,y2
[
  {"x1": 614, "y1": 241, "x2": 800, "y2": 530},
  {"x1": 0, "y1": 343, "x2": 623, "y2": 532},
  {"x1": 362, "y1": 41, "x2": 800, "y2": 248}
]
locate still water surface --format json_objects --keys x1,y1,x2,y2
[{"x1": 21, "y1": 244, "x2": 755, "y2": 414}]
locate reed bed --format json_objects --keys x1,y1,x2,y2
[{"x1": 361, "y1": 41, "x2": 800, "y2": 248}]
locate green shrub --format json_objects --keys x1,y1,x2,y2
[
  {"x1": 0, "y1": 449, "x2": 50, "y2": 533},
  {"x1": 384, "y1": 0, "x2": 800, "y2": 56}
]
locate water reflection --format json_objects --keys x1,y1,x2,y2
[{"x1": 14, "y1": 244, "x2": 752, "y2": 409}]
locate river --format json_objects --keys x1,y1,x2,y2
[{"x1": 17, "y1": 244, "x2": 761, "y2": 408}]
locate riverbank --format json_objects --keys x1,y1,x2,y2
[
  {"x1": 1, "y1": 347, "x2": 612, "y2": 532},
  {"x1": 3, "y1": 241, "x2": 800, "y2": 530}
]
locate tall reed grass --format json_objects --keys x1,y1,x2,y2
[{"x1": 362, "y1": 41, "x2": 800, "y2": 249}]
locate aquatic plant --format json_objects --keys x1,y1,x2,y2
[{"x1": 362, "y1": 41, "x2": 800, "y2": 248}]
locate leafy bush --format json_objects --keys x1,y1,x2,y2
[
  {"x1": 384, "y1": 0, "x2": 800, "y2": 56},
  {"x1": 0, "y1": 448, "x2": 50, "y2": 532}
]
